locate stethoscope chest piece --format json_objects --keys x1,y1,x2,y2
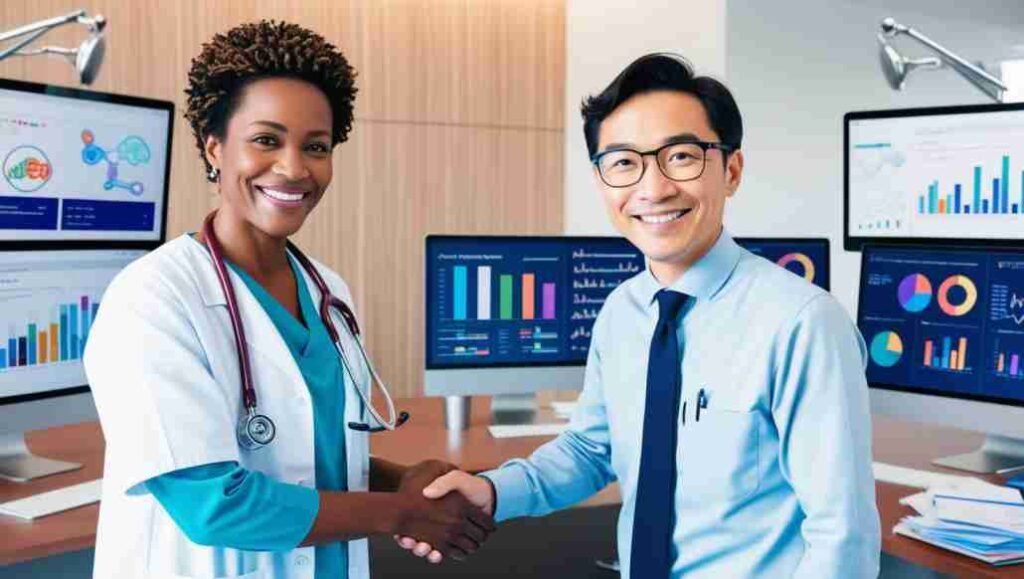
[{"x1": 237, "y1": 409, "x2": 276, "y2": 450}]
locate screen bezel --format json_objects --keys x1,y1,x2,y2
[
  {"x1": 425, "y1": 234, "x2": 644, "y2": 371},
  {"x1": 843, "y1": 102, "x2": 1024, "y2": 252},
  {"x1": 0, "y1": 77, "x2": 174, "y2": 250},
  {"x1": 857, "y1": 242, "x2": 1024, "y2": 409},
  {"x1": 734, "y1": 237, "x2": 831, "y2": 291}
]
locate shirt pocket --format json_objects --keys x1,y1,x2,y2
[{"x1": 678, "y1": 407, "x2": 761, "y2": 504}]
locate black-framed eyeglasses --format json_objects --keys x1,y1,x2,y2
[{"x1": 591, "y1": 141, "x2": 736, "y2": 188}]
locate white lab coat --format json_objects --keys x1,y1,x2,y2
[{"x1": 83, "y1": 235, "x2": 371, "y2": 579}]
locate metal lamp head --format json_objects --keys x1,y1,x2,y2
[
  {"x1": 878, "y1": 37, "x2": 906, "y2": 90},
  {"x1": 877, "y1": 33, "x2": 941, "y2": 91},
  {"x1": 76, "y1": 33, "x2": 105, "y2": 85}
]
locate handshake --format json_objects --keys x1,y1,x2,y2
[{"x1": 390, "y1": 460, "x2": 498, "y2": 564}]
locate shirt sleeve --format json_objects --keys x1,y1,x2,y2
[
  {"x1": 480, "y1": 314, "x2": 616, "y2": 522},
  {"x1": 145, "y1": 462, "x2": 320, "y2": 551},
  {"x1": 771, "y1": 295, "x2": 882, "y2": 579}
]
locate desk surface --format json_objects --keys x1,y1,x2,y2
[{"x1": 2, "y1": 397, "x2": 1022, "y2": 577}]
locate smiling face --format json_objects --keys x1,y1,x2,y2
[
  {"x1": 594, "y1": 90, "x2": 743, "y2": 285},
  {"x1": 205, "y1": 76, "x2": 334, "y2": 243}
]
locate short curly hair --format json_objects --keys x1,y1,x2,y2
[{"x1": 184, "y1": 20, "x2": 357, "y2": 181}]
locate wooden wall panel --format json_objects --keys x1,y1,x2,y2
[{"x1": 1, "y1": 0, "x2": 565, "y2": 398}]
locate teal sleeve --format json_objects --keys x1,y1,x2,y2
[{"x1": 145, "y1": 462, "x2": 320, "y2": 551}]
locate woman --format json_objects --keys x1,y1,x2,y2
[{"x1": 84, "y1": 21, "x2": 492, "y2": 579}]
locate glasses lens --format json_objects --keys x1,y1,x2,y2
[
  {"x1": 598, "y1": 150, "x2": 644, "y2": 187},
  {"x1": 658, "y1": 143, "x2": 705, "y2": 181}
]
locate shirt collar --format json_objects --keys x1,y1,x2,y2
[{"x1": 637, "y1": 229, "x2": 742, "y2": 306}]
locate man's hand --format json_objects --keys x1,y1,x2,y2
[
  {"x1": 424, "y1": 471, "x2": 496, "y2": 515},
  {"x1": 395, "y1": 470, "x2": 498, "y2": 563}
]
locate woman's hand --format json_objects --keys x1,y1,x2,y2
[
  {"x1": 387, "y1": 463, "x2": 496, "y2": 562},
  {"x1": 394, "y1": 469, "x2": 499, "y2": 563}
]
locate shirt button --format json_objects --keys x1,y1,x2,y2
[{"x1": 296, "y1": 555, "x2": 310, "y2": 566}]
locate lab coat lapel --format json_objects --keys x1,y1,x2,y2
[{"x1": 191, "y1": 241, "x2": 305, "y2": 390}]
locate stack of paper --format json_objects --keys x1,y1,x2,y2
[{"x1": 896, "y1": 477, "x2": 1024, "y2": 566}]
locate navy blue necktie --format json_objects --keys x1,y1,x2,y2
[{"x1": 631, "y1": 289, "x2": 689, "y2": 578}]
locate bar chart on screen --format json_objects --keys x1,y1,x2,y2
[
  {"x1": 847, "y1": 107, "x2": 1024, "y2": 241},
  {"x1": 917, "y1": 154, "x2": 1023, "y2": 216},
  {"x1": 433, "y1": 246, "x2": 566, "y2": 363},
  {"x1": 0, "y1": 249, "x2": 144, "y2": 398},
  {"x1": 2, "y1": 292, "x2": 101, "y2": 370}
]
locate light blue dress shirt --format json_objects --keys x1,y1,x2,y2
[{"x1": 482, "y1": 231, "x2": 881, "y2": 578}]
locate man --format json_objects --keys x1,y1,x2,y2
[{"x1": 407, "y1": 53, "x2": 881, "y2": 578}]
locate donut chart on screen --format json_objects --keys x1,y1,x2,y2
[
  {"x1": 937, "y1": 275, "x2": 978, "y2": 317},
  {"x1": 776, "y1": 252, "x2": 815, "y2": 283},
  {"x1": 870, "y1": 331, "x2": 903, "y2": 367},
  {"x1": 897, "y1": 273, "x2": 932, "y2": 313}
]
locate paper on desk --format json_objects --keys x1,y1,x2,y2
[
  {"x1": 896, "y1": 518, "x2": 1024, "y2": 566},
  {"x1": 933, "y1": 497, "x2": 1024, "y2": 534},
  {"x1": 931, "y1": 478, "x2": 1024, "y2": 506},
  {"x1": 899, "y1": 491, "x2": 933, "y2": 517}
]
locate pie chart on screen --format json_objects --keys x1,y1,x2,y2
[
  {"x1": 898, "y1": 273, "x2": 932, "y2": 313},
  {"x1": 938, "y1": 275, "x2": 978, "y2": 317},
  {"x1": 870, "y1": 331, "x2": 903, "y2": 367},
  {"x1": 776, "y1": 252, "x2": 815, "y2": 283}
]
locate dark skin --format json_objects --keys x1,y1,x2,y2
[{"x1": 199, "y1": 77, "x2": 495, "y2": 558}]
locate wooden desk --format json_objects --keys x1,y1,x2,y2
[{"x1": 2, "y1": 398, "x2": 1023, "y2": 577}]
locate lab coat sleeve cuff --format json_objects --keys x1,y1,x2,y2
[{"x1": 479, "y1": 463, "x2": 533, "y2": 523}]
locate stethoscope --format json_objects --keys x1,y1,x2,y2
[{"x1": 201, "y1": 212, "x2": 409, "y2": 450}]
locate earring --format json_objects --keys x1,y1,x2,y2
[{"x1": 208, "y1": 167, "x2": 220, "y2": 181}]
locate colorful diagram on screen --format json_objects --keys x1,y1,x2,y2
[
  {"x1": 80, "y1": 130, "x2": 150, "y2": 196},
  {"x1": 937, "y1": 275, "x2": 978, "y2": 317},
  {"x1": 3, "y1": 145, "x2": 52, "y2": 192},
  {"x1": 897, "y1": 273, "x2": 932, "y2": 313},
  {"x1": 870, "y1": 331, "x2": 904, "y2": 367},
  {"x1": 776, "y1": 252, "x2": 815, "y2": 283}
]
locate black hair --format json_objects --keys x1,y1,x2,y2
[{"x1": 581, "y1": 53, "x2": 742, "y2": 159}]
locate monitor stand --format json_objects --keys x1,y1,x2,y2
[
  {"x1": 491, "y1": 393, "x2": 538, "y2": 426},
  {"x1": 932, "y1": 434, "x2": 1024, "y2": 474},
  {"x1": 0, "y1": 432, "x2": 81, "y2": 482}
]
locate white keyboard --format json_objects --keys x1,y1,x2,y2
[
  {"x1": 872, "y1": 462, "x2": 974, "y2": 489},
  {"x1": 488, "y1": 423, "x2": 568, "y2": 438},
  {"x1": 0, "y1": 478, "x2": 102, "y2": 520}
]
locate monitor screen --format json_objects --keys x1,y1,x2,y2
[
  {"x1": 735, "y1": 237, "x2": 830, "y2": 291},
  {"x1": 845, "y1": 103, "x2": 1024, "y2": 250},
  {"x1": 0, "y1": 79, "x2": 173, "y2": 243},
  {"x1": 425, "y1": 236, "x2": 645, "y2": 369},
  {"x1": 0, "y1": 248, "x2": 146, "y2": 401},
  {"x1": 858, "y1": 245, "x2": 1024, "y2": 407}
]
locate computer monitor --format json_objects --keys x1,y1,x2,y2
[
  {"x1": 0, "y1": 248, "x2": 148, "y2": 481},
  {"x1": 424, "y1": 235, "x2": 644, "y2": 420},
  {"x1": 858, "y1": 244, "x2": 1024, "y2": 473},
  {"x1": 735, "y1": 237, "x2": 830, "y2": 291},
  {"x1": 845, "y1": 102, "x2": 1024, "y2": 251},
  {"x1": 0, "y1": 78, "x2": 173, "y2": 244}
]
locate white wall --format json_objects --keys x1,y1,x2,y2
[
  {"x1": 563, "y1": 0, "x2": 727, "y2": 235},
  {"x1": 724, "y1": 0, "x2": 1024, "y2": 315},
  {"x1": 563, "y1": 0, "x2": 1024, "y2": 317}
]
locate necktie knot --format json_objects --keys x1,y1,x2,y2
[{"x1": 656, "y1": 289, "x2": 689, "y2": 325}]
